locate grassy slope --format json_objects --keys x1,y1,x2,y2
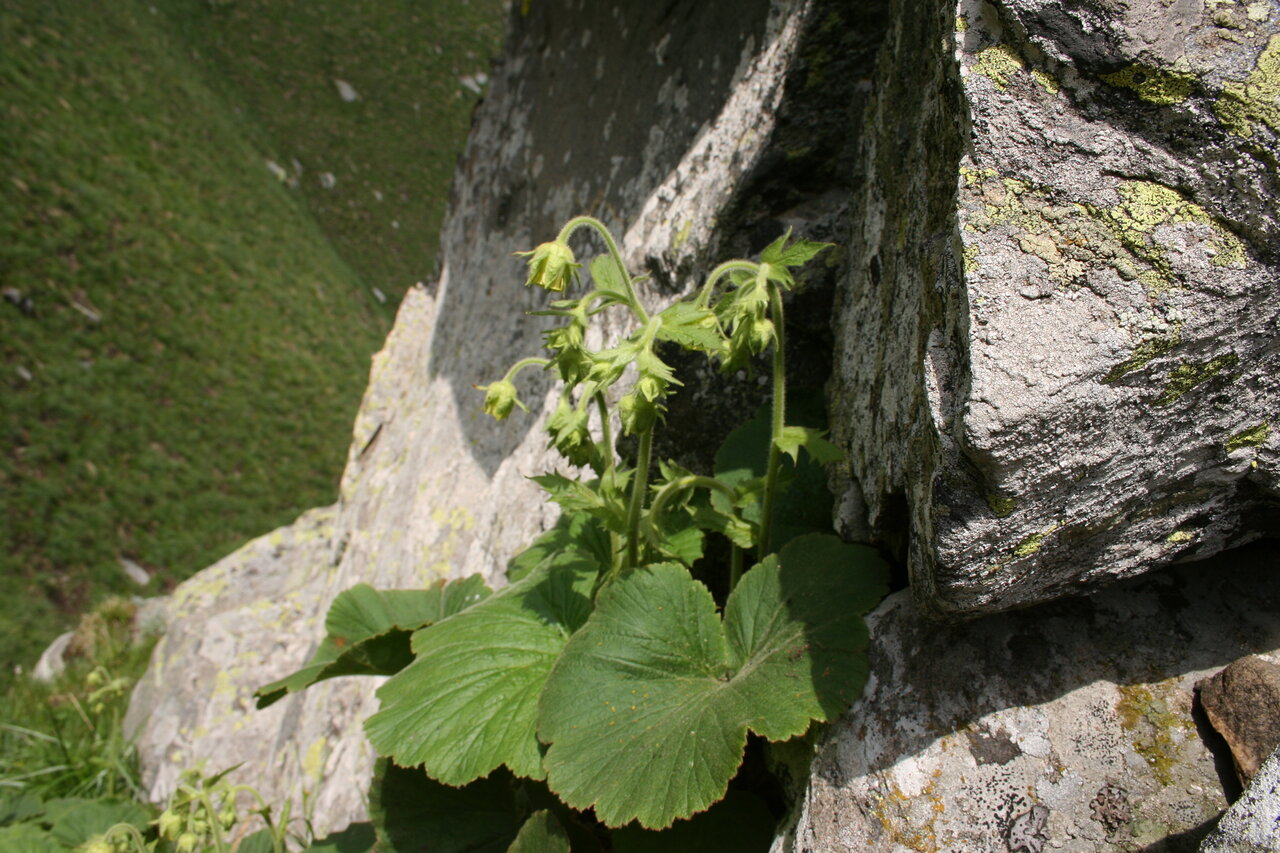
[
  {"x1": 159, "y1": 0, "x2": 506, "y2": 303},
  {"x1": 0, "y1": 0, "x2": 505, "y2": 675}
]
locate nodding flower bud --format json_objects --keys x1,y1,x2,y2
[
  {"x1": 619, "y1": 390, "x2": 659, "y2": 435},
  {"x1": 176, "y1": 832, "x2": 200, "y2": 853},
  {"x1": 478, "y1": 379, "x2": 523, "y2": 420},
  {"x1": 157, "y1": 810, "x2": 183, "y2": 840},
  {"x1": 516, "y1": 241, "x2": 580, "y2": 292}
]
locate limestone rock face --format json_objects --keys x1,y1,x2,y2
[
  {"x1": 126, "y1": 0, "x2": 862, "y2": 836},
  {"x1": 778, "y1": 542, "x2": 1280, "y2": 853},
  {"x1": 831, "y1": 0, "x2": 1280, "y2": 615}
]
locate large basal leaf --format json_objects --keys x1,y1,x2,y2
[
  {"x1": 369, "y1": 760, "x2": 522, "y2": 853},
  {"x1": 42, "y1": 797, "x2": 150, "y2": 848},
  {"x1": 507, "y1": 810, "x2": 570, "y2": 853},
  {"x1": 256, "y1": 576, "x2": 491, "y2": 708},
  {"x1": 610, "y1": 790, "x2": 775, "y2": 853},
  {"x1": 538, "y1": 534, "x2": 888, "y2": 829},
  {"x1": 508, "y1": 510, "x2": 613, "y2": 582},
  {"x1": 365, "y1": 559, "x2": 598, "y2": 784},
  {"x1": 0, "y1": 823, "x2": 61, "y2": 853},
  {"x1": 304, "y1": 822, "x2": 376, "y2": 853}
]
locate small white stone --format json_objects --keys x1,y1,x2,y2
[{"x1": 334, "y1": 79, "x2": 359, "y2": 102}]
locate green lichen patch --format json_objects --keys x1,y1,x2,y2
[
  {"x1": 1166, "y1": 530, "x2": 1194, "y2": 544},
  {"x1": 986, "y1": 494, "x2": 1017, "y2": 517},
  {"x1": 1102, "y1": 332, "x2": 1181, "y2": 384},
  {"x1": 1100, "y1": 65, "x2": 1195, "y2": 105},
  {"x1": 1225, "y1": 421, "x2": 1271, "y2": 452},
  {"x1": 1216, "y1": 34, "x2": 1280, "y2": 138},
  {"x1": 1101, "y1": 181, "x2": 1247, "y2": 279},
  {"x1": 1116, "y1": 682, "x2": 1191, "y2": 787},
  {"x1": 955, "y1": 15, "x2": 970, "y2": 33},
  {"x1": 965, "y1": 172, "x2": 1245, "y2": 305},
  {"x1": 1154, "y1": 353, "x2": 1239, "y2": 405},
  {"x1": 973, "y1": 44, "x2": 1025, "y2": 91},
  {"x1": 1031, "y1": 69, "x2": 1060, "y2": 94},
  {"x1": 1012, "y1": 523, "x2": 1060, "y2": 558}
]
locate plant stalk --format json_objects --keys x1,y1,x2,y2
[
  {"x1": 729, "y1": 545, "x2": 744, "y2": 591},
  {"x1": 757, "y1": 282, "x2": 787, "y2": 561},
  {"x1": 695, "y1": 260, "x2": 760, "y2": 309},
  {"x1": 624, "y1": 427, "x2": 654, "y2": 570},
  {"x1": 557, "y1": 215, "x2": 648, "y2": 323}
]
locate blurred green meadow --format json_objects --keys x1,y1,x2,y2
[{"x1": 1, "y1": 0, "x2": 506, "y2": 677}]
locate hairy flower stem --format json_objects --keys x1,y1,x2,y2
[
  {"x1": 757, "y1": 282, "x2": 787, "y2": 562},
  {"x1": 730, "y1": 546, "x2": 744, "y2": 591},
  {"x1": 624, "y1": 427, "x2": 654, "y2": 570},
  {"x1": 648, "y1": 475, "x2": 738, "y2": 522},
  {"x1": 556, "y1": 216, "x2": 648, "y2": 323},
  {"x1": 502, "y1": 356, "x2": 552, "y2": 383},
  {"x1": 695, "y1": 260, "x2": 760, "y2": 309},
  {"x1": 594, "y1": 392, "x2": 614, "y2": 476}
]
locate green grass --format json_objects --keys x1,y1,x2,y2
[
  {"x1": 0, "y1": 598, "x2": 153, "y2": 800},
  {"x1": 159, "y1": 0, "x2": 507, "y2": 303},
  {"x1": 0, "y1": 0, "x2": 506, "y2": 676}
]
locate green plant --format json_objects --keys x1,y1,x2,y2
[{"x1": 258, "y1": 217, "x2": 889, "y2": 849}]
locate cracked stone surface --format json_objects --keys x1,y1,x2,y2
[
  {"x1": 829, "y1": 0, "x2": 1280, "y2": 616},
  {"x1": 776, "y1": 541, "x2": 1280, "y2": 853}
]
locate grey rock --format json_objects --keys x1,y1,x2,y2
[
  {"x1": 778, "y1": 542, "x2": 1280, "y2": 853},
  {"x1": 1198, "y1": 655, "x2": 1280, "y2": 787},
  {"x1": 830, "y1": 0, "x2": 1280, "y2": 616},
  {"x1": 1201, "y1": 746, "x2": 1280, "y2": 853},
  {"x1": 31, "y1": 631, "x2": 75, "y2": 683},
  {"x1": 126, "y1": 0, "x2": 829, "y2": 836},
  {"x1": 333, "y1": 79, "x2": 359, "y2": 103},
  {"x1": 120, "y1": 556, "x2": 151, "y2": 587}
]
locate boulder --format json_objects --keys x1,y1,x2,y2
[
  {"x1": 830, "y1": 0, "x2": 1280, "y2": 616},
  {"x1": 778, "y1": 540, "x2": 1280, "y2": 853},
  {"x1": 1197, "y1": 655, "x2": 1280, "y2": 788},
  {"x1": 1200, "y1": 745, "x2": 1280, "y2": 853},
  {"x1": 126, "y1": 0, "x2": 867, "y2": 835}
]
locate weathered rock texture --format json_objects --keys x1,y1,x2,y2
[
  {"x1": 778, "y1": 541, "x2": 1280, "y2": 853},
  {"x1": 831, "y1": 0, "x2": 1280, "y2": 616},
  {"x1": 1201, "y1": 745, "x2": 1280, "y2": 853},
  {"x1": 1198, "y1": 655, "x2": 1280, "y2": 787},
  {"x1": 126, "y1": 0, "x2": 879, "y2": 835}
]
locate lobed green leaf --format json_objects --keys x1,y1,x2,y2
[
  {"x1": 255, "y1": 577, "x2": 491, "y2": 708},
  {"x1": 537, "y1": 535, "x2": 889, "y2": 829},
  {"x1": 368, "y1": 760, "x2": 522, "y2": 853},
  {"x1": 610, "y1": 790, "x2": 775, "y2": 853},
  {"x1": 507, "y1": 810, "x2": 571, "y2": 853},
  {"x1": 774, "y1": 426, "x2": 843, "y2": 465},
  {"x1": 365, "y1": 559, "x2": 598, "y2": 784}
]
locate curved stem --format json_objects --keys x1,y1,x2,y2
[
  {"x1": 648, "y1": 474, "x2": 738, "y2": 523},
  {"x1": 557, "y1": 215, "x2": 649, "y2": 323},
  {"x1": 624, "y1": 427, "x2": 654, "y2": 570},
  {"x1": 695, "y1": 260, "x2": 760, "y2": 309},
  {"x1": 502, "y1": 356, "x2": 551, "y2": 383},
  {"x1": 757, "y1": 281, "x2": 787, "y2": 561}
]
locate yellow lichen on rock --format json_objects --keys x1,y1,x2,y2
[
  {"x1": 1101, "y1": 65, "x2": 1195, "y2": 105},
  {"x1": 1216, "y1": 35, "x2": 1280, "y2": 137},
  {"x1": 973, "y1": 45, "x2": 1025, "y2": 91}
]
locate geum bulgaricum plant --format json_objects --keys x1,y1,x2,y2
[{"x1": 256, "y1": 216, "x2": 889, "y2": 850}]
